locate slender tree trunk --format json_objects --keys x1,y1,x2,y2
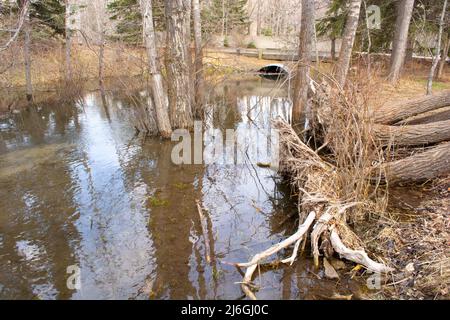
[
  {"x1": 140, "y1": 0, "x2": 172, "y2": 138},
  {"x1": 427, "y1": 0, "x2": 447, "y2": 95},
  {"x1": 93, "y1": 0, "x2": 106, "y2": 89},
  {"x1": 192, "y1": 0, "x2": 204, "y2": 114},
  {"x1": 221, "y1": 0, "x2": 225, "y2": 37},
  {"x1": 292, "y1": 0, "x2": 315, "y2": 128},
  {"x1": 335, "y1": 0, "x2": 362, "y2": 88},
  {"x1": 331, "y1": 37, "x2": 336, "y2": 61},
  {"x1": 437, "y1": 33, "x2": 449, "y2": 79},
  {"x1": 248, "y1": 0, "x2": 258, "y2": 38},
  {"x1": 165, "y1": 0, "x2": 193, "y2": 129},
  {"x1": 388, "y1": 0, "x2": 415, "y2": 83},
  {"x1": 65, "y1": 0, "x2": 73, "y2": 82},
  {"x1": 23, "y1": 6, "x2": 32, "y2": 102}
]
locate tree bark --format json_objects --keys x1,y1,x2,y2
[
  {"x1": 331, "y1": 37, "x2": 336, "y2": 61},
  {"x1": 292, "y1": 0, "x2": 315, "y2": 127},
  {"x1": 437, "y1": 33, "x2": 449, "y2": 79},
  {"x1": 373, "y1": 120, "x2": 450, "y2": 146},
  {"x1": 335, "y1": 0, "x2": 362, "y2": 88},
  {"x1": 388, "y1": 0, "x2": 415, "y2": 83},
  {"x1": 23, "y1": 6, "x2": 32, "y2": 102},
  {"x1": 373, "y1": 91, "x2": 450, "y2": 124},
  {"x1": 65, "y1": 0, "x2": 73, "y2": 82},
  {"x1": 248, "y1": 0, "x2": 258, "y2": 38},
  {"x1": 427, "y1": 0, "x2": 448, "y2": 95},
  {"x1": 192, "y1": 0, "x2": 205, "y2": 115},
  {"x1": 140, "y1": 0, "x2": 172, "y2": 138},
  {"x1": 379, "y1": 141, "x2": 450, "y2": 184},
  {"x1": 165, "y1": 0, "x2": 193, "y2": 130}
]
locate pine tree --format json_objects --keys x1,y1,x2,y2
[
  {"x1": 203, "y1": 0, "x2": 249, "y2": 35},
  {"x1": 108, "y1": 0, "x2": 164, "y2": 44}
]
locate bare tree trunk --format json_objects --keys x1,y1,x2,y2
[
  {"x1": 374, "y1": 120, "x2": 450, "y2": 146},
  {"x1": 165, "y1": 0, "x2": 193, "y2": 129},
  {"x1": 373, "y1": 90, "x2": 450, "y2": 124},
  {"x1": 93, "y1": 0, "x2": 106, "y2": 89},
  {"x1": 379, "y1": 141, "x2": 450, "y2": 184},
  {"x1": 331, "y1": 37, "x2": 336, "y2": 61},
  {"x1": 427, "y1": 0, "x2": 447, "y2": 95},
  {"x1": 388, "y1": 0, "x2": 415, "y2": 83},
  {"x1": 192, "y1": 0, "x2": 204, "y2": 114},
  {"x1": 23, "y1": 7, "x2": 32, "y2": 102},
  {"x1": 335, "y1": 0, "x2": 362, "y2": 88},
  {"x1": 437, "y1": 33, "x2": 449, "y2": 79},
  {"x1": 248, "y1": 0, "x2": 258, "y2": 38},
  {"x1": 140, "y1": 0, "x2": 172, "y2": 138},
  {"x1": 65, "y1": 0, "x2": 73, "y2": 82},
  {"x1": 292, "y1": 0, "x2": 315, "y2": 128}
]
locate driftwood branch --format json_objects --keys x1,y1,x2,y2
[
  {"x1": 330, "y1": 229, "x2": 394, "y2": 273},
  {"x1": 238, "y1": 211, "x2": 316, "y2": 300}
]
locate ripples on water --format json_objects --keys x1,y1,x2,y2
[{"x1": 0, "y1": 79, "x2": 365, "y2": 299}]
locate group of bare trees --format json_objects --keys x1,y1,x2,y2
[
  {"x1": 139, "y1": 0, "x2": 204, "y2": 137},
  {"x1": 292, "y1": 0, "x2": 449, "y2": 129}
]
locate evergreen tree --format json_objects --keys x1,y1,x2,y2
[
  {"x1": 108, "y1": 0, "x2": 164, "y2": 44},
  {"x1": 203, "y1": 0, "x2": 249, "y2": 35}
]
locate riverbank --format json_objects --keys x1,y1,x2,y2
[{"x1": 2, "y1": 43, "x2": 449, "y2": 115}]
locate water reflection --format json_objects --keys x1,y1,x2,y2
[{"x1": 0, "y1": 79, "x2": 364, "y2": 299}]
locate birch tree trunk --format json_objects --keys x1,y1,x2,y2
[
  {"x1": 140, "y1": 0, "x2": 172, "y2": 138},
  {"x1": 335, "y1": 0, "x2": 362, "y2": 88},
  {"x1": 248, "y1": 0, "x2": 258, "y2": 38},
  {"x1": 93, "y1": 0, "x2": 106, "y2": 89},
  {"x1": 437, "y1": 33, "x2": 449, "y2": 79},
  {"x1": 427, "y1": 0, "x2": 448, "y2": 95},
  {"x1": 65, "y1": 0, "x2": 73, "y2": 82},
  {"x1": 23, "y1": 5, "x2": 32, "y2": 102},
  {"x1": 192, "y1": 0, "x2": 205, "y2": 114},
  {"x1": 388, "y1": 0, "x2": 415, "y2": 83},
  {"x1": 165, "y1": 0, "x2": 193, "y2": 129},
  {"x1": 292, "y1": 0, "x2": 315, "y2": 127}
]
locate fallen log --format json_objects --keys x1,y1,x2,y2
[
  {"x1": 373, "y1": 91, "x2": 450, "y2": 125},
  {"x1": 373, "y1": 120, "x2": 450, "y2": 146},
  {"x1": 379, "y1": 141, "x2": 450, "y2": 184}
]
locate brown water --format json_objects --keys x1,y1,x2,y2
[{"x1": 0, "y1": 79, "x2": 366, "y2": 300}]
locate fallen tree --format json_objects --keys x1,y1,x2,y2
[
  {"x1": 234, "y1": 84, "x2": 450, "y2": 299},
  {"x1": 373, "y1": 120, "x2": 450, "y2": 146},
  {"x1": 235, "y1": 116, "x2": 394, "y2": 300},
  {"x1": 379, "y1": 141, "x2": 450, "y2": 184},
  {"x1": 373, "y1": 91, "x2": 450, "y2": 125}
]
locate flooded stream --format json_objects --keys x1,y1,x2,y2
[{"x1": 0, "y1": 79, "x2": 366, "y2": 299}]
